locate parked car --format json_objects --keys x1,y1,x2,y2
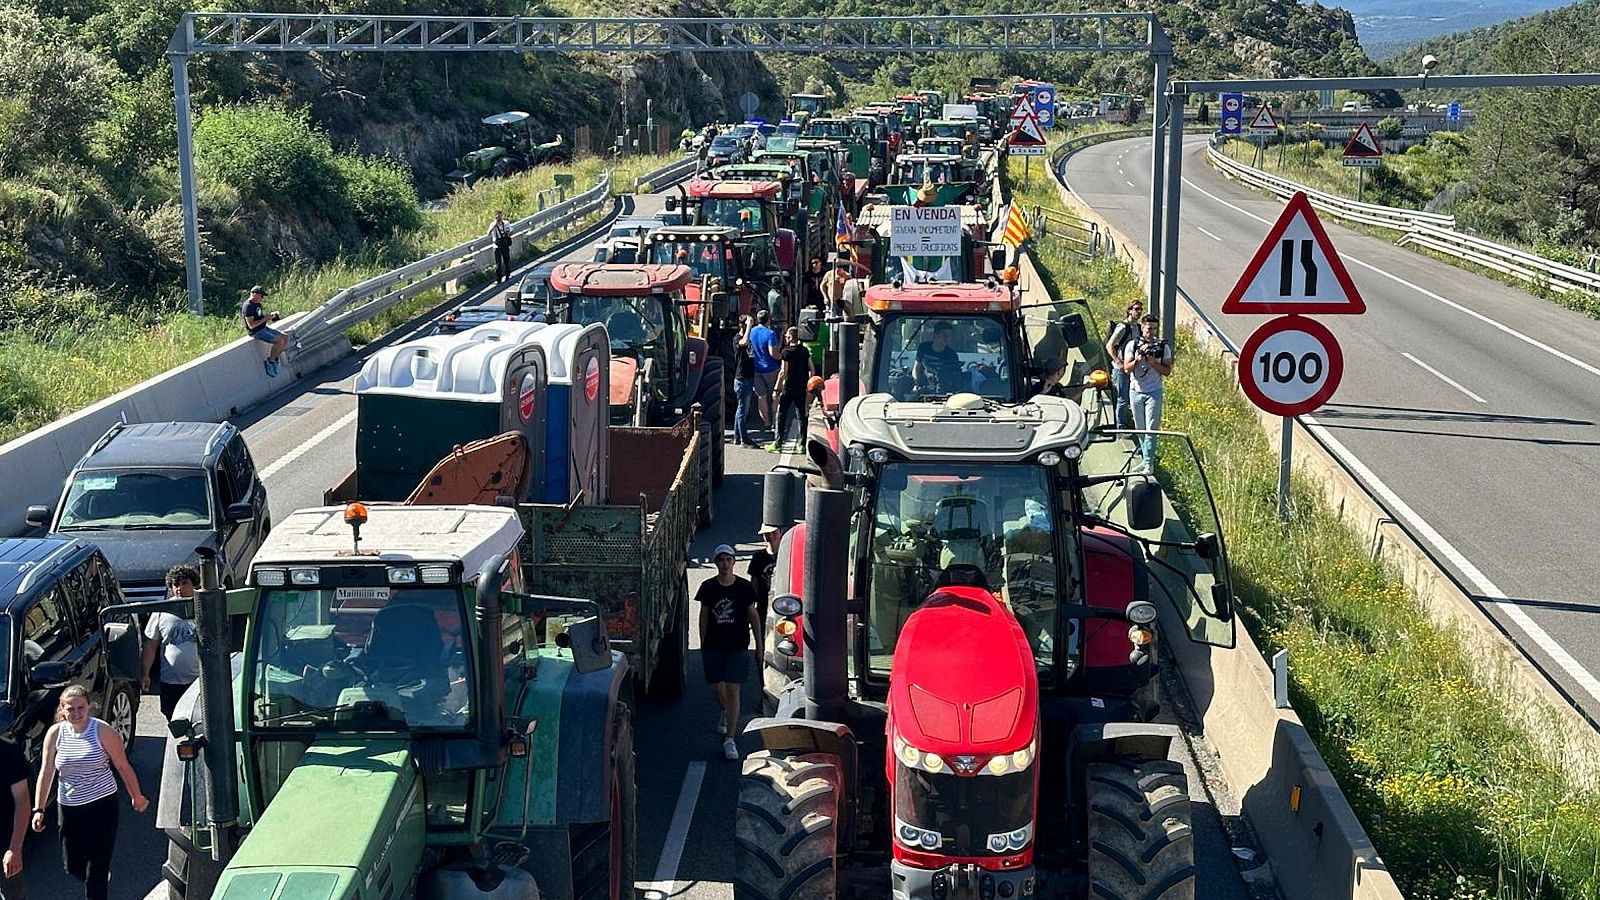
[
  {"x1": 592, "y1": 235, "x2": 642, "y2": 264},
  {"x1": 0, "y1": 538, "x2": 143, "y2": 756},
  {"x1": 27, "y1": 421, "x2": 270, "y2": 600}
]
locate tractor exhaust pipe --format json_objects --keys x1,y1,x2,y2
[
  {"x1": 763, "y1": 470, "x2": 801, "y2": 532},
  {"x1": 194, "y1": 548, "x2": 239, "y2": 865},
  {"x1": 475, "y1": 555, "x2": 509, "y2": 760},
  {"x1": 836, "y1": 320, "x2": 860, "y2": 409},
  {"x1": 803, "y1": 486, "x2": 850, "y2": 720}
]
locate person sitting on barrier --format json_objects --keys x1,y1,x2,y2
[{"x1": 241, "y1": 285, "x2": 290, "y2": 378}]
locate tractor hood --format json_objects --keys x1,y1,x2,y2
[
  {"x1": 889, "y1": 587, "x2": 1037, "y2": 758},
  {"x1": 211, "y1": 741, "x2": 425, "y2": 900}
]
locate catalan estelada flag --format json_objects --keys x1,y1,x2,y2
[
  {"x1": 1001, "y1": 203, "x2": 1030, "y2": 250},
  {"x1": 835, "y1": 203, "x2": 852, "y2": 248}
]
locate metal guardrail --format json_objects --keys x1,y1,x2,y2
[
  {"x1": 1208, "y1": 148, "x2": 1600, "y2": 298},
  {"x1": 635, "y1": 156, "x2": 698, "y2": 191}
]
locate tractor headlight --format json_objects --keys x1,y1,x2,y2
[
  {"x1": 773, "y1": 594, "x2": 802, "y2": 617},
  {"x1": 893, "y1": 734, "x2": 951, "y2": 774},
  {"x1": 896, "y1": 816, "x2": 945, "y2": 851},
  {"x1": 1037, "y1": 450, "x2": 1061, "y2": 467},
  {"x1": 981, "y1": 740, "x2": 1037, "y2": 776},
  {"x1": 1126, "y1": 600, "x2": 1158, "y2": 624},
  {"x1": 289, "y1": 567, "x2": 320, "y2": 586},
  {"x1": 986, "y1": 823, "x2": 1032, "y2": 853}
]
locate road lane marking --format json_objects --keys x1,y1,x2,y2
[
  {"x1": 1401, "y1": 353, "x2": 1486, "y2": 403},
  {"x1": 639, "y1": 761, "x2": 707, "y2": 899},
  {"x1": 1302, "y1": 416, "x2": 1600, "y2": 707},
  {"x1": 259, "y1": 408, "x2": 357, "y2": 481},
  {"x1": 1125, "y1": 180, "x2": 1136, "y2": 189},
  {"x1": 1196, "y1": 226, "x2": 1223, "y2": 242},
  {"x1": 1178, "y1": 174, "x2": 1600, "y2": 380}
]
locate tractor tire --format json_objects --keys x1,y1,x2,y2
[
  {"x1": 696, "y1": 357, "x2": 727, "y2": 487},
  {"x1": 572, "y1": 703, "x2": 638, "y2": 900},
  {"x1": 646, "y1": 576, "x2": 689, "y2": 700},
  {"x1": 734, "y1": 752, "x2": 840, "y2": 900},
  {"x1": 1086, "y1": 758, "x2": 1195, "y2": 900}
]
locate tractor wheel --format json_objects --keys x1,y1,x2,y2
[
  {"x1": 696, "y1": 432, "x2": 715, "y2": 529},
  {"x1": 646, "y1": 576, "x2": 689, "y2": 700},
  {"x1": 1086, "y1": 758, "x2": 1195, "y2": 900},
  {"x1": 572, "y1": 703, "x2": 638, "y2": 900},
  {"x1": 734, "y1": 752, "x2": 840, "y2": 900},
  {"x1": 696, "y1": 357, "x2": 726, "y2": 487}
]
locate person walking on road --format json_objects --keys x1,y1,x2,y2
[
  {"x1": 143, "y1": 565, "x2": 201, "y2": 722},
  {"x1": 1119, "y1": 314, "x2": 1173, "y2": 473},
  {"x1": 748, "y1": 523, "x2": 784, "y2": 628},
  {"x1": 769, "y1": 326, "x2": 815, "y2": 453},
  {"x1": 733, "y1": 316, "x2": 758, "y2": 447},
  {"x1": 488, "y1": 211, "x2": 514, "y2": 282},
  {"x1": 1105, "y1": 300, "x2": 1143, "y2": 429},
  {"x1": 0, "y1": 736, "x2": 30, "y2": 900},
  {"x1": 748, "y1": 310, "x2": 781, "y2": 439},
  {"x1": 31, "y1": 686, "x2": 147, "y2": 900},
  {"x1": 241, "y1": 285, "x2": 289, "y2": 378},
  {"x1": 696, "y1": 544, "x2": 761, "y2": 760}
]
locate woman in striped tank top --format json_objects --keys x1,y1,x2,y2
[{"x1": 29, "y1": 686, "x2": 147, "y2": 900}]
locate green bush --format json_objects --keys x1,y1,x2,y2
[
  {"x1": 0, "y1": 8, "x2": 116, "y2": 173},
  {"x1": 335, "y1": 154, "x2": 422, "y2": 236},
  {"x1": 194, "y1": 102, "x2": 343, "y2": 214}
]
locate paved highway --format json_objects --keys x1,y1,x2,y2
[
  {"x1": 20, "y1": 184, "x2": 1265, "y2": 898},
  {"x1": 1064, "y1": 135, "x2": 1600, "y2": 721}
]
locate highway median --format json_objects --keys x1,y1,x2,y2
[{"x1": 1009, "y1": 149, "x2": 1600, "y2": 899}]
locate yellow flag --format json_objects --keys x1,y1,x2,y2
[{"x1": 1001, "y1": 203, "x2": 1031, "y2": 250}]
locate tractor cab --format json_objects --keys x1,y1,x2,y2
[
  {"x1": 920, "y1": 118, "x2": 970, "y2": 140},
  {"x1": 882, "y1": 154, "x2": 977, "y2": 206},
  {"x1": 916, "y1": 136, "x2": 967, "y2": 159},
  {"x1": 788, "y1": 93, "x2": 828, "y2": 125},
  {"x1": 855, "y1": 283, "x2": 1030, "y2": 403},
  {"x1": 445, "y1": 111, "x2": 570, "y2": 186},
  {"x1": 850, "y1": 202, "x2": 992, "y2": 285},
  {"x1": 671, "y1": 180, "x2": 799, "y2": 314},
  {"x1": 803, "y1": 119, "x2": 873, "y2": 184},
  {"x1": 548, "y1": 263, "x2": 705, "y2": 426},
  {"x1": 896, "y1": 95, "x2": 925, "y2": 135},
  {"x1": 643, "y1": 225, "x2": 768, "y2": 324}
]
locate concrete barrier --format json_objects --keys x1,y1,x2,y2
[{"x1": 0, "y1": 313, "x2": 349, "y2": 536}]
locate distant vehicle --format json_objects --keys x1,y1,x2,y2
[
  {"x1": 706, "y1": 134, "x2": 745, "y2": 168},
  {"x1": 593, "y1": 235, "x2": 643, "y2": 264},
  {"x1": 27, "y1": 422, "x2": 270, "y2": 598},
  {"x1": 1341, "y1": 100, "x2": 1360, "y2": 112},
  {"x1": 0, "y1": 538, "x2": 143, "y2": 754},
  {"x1": 427, "y1": 262, "x2": 557, "y2": 336},
  {"x1": 605, "y1": 216, "x2": 668, "y2": 242},
  {"x1": 445, "y1": 111, "x2": 571, "y2": 186}
]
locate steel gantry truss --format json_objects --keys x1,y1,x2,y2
[{"x1": 166, "y1": 11, "x2": 1176, "y2": 312}]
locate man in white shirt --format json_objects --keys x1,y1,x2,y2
[{"x1": 1119, "y1": 315, "x2": 1174, "y2": 473}]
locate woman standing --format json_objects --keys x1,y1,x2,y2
[
  {"x1": 769, "y1": 326, "x2": 816, "y2": 453},
  {"x1": 31, "y1": 686, "x2": 147, "y2": 900}
]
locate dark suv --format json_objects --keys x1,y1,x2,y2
[
  {"x1": 0, "y1": 539, "x2": 142, "y2": 755},
  {"x1": 26, "y1": 422, "x2": 270, "y2": 601}
]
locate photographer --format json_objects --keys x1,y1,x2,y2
[{"x1": 1118, "y1": 315, "x2": 1174, "y2": 473}]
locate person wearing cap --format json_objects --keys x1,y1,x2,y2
[
  {"x1": 747, "y1": 524, "x2": 785, "y2": 627},
  {"x1": 240, "y1": 285, "x2": 289, "y2": 378},
  {"x1": 696, "y1": 544, "x2": 761, "y2": 760}
]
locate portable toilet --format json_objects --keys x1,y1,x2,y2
[
  {"x1": 529, "y1": 323, "x2": 611, "y2": 504},
  {"x1": 352, "y1": 321, "x2": 550, "y2": 502}
]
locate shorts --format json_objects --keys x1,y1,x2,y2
[
  {"x1": 702, "y1": 648, "x2": 751, "y2": 684},
  {"x1": 753, "y1": 369, "x2": 779, "y2": 398},
  {"x1": 250, "y1": 325, "x2": 283, "y2": 344}
]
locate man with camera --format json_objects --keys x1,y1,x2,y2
[{"x1": 1118, "y1": 314, "x2": 1174, "y2": 473}]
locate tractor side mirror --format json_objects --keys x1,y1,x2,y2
[
  {"x1": 25, "y1": 505, "x2": 51, "y2": 528},
  {"x1": 555, "y1": 615, "x2": 612, "y2": 675},
  {"x1": 1194, "y1": 531, "x2": 1219, "y2": 561},
  {"x1": 1058, "y1": 313, "x2": 1089, "y2": 349},
  {"x1": 989, "y1": 248, "x2": 1006, "y2": 273},
  {"x1": 1212, "y1": 584, "x2": 1235, "y2": 622},
  {"x1": 664, "y1": 196, "x2": 677, "y2": 211},
  {"x1": 1125, "y1": 480, "x2": 1165, "y2": 532}
]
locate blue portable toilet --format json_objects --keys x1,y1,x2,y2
[{"x1": 531, "y1": 323, "x2": 611, "y2": 504}]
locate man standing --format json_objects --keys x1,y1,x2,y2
[
  {"x1": 696, "y1": 544, "x2": 761, "y2": 760},
  {"x1": 1104, "y1": 300, "x2": 1143, "y2": 429},
  {"x1": 488, "y1": 211, "x2": 513, "y2": 282},
  {"x1": 748, "y1": 310, "x2": 781, "y2": 440},
  {"x1": 733, "y1": 316, "x2": 758, "y2": 447},
  {"x1": 0, "y1": 735, "x2": 28, "y2": 900},
  {"x1": 821, "y1": 257, "x2": 851, "y2": 318},
  {"x1": 142, "y1": 565, "x2": 202, "y2": 722},
  {"x1": 747, "y1": 524, "x2": 783, "y2": 628},
  {"x1": 1119, "y1": 314, "x2": 1174, "y2": 473},
  {"x1": 240, "y1": 285, "x2": 289, "y2": 378}
]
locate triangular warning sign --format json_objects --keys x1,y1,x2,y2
[
  {"x1": 1008, "y1": 95, "x2": 1033, "y2": 122},
  {"x1": 1220, "y1": 192, "x2": 1366, "y2": 315},
  {"x1": 1343, "y1": 122, "x2": 1383, "y2": 158},
  {"x1": 1011, "y1": 112, "x2": 1046, "y2": 146},
  {"x1": 1248, "y1": 105, "x2": 1278, "y2": 131}
]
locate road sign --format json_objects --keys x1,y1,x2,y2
[
  {"x1": 1010, "y1": 145, "x2": 1047, "y2": 156},
  {"x1": 1238, "y1": 315, "x2": 1344, "y2": 417},
  {"x1": 1009, "y1": 109, "x2": 1048, "y2": 151},
  {"x1": 889, "y1": 206, "x2": 962, "y2": 257},
  {"x1": 1031, "y1": 84, "x2": 1056, "y2": 129},
  {"x1": 1447, "y1": 101, "x2": 1461, "y2": 122},
  {"x1": 1247, "y1": 105, "x2": 1278, "y2": 133},
  {"x1": 1219, "y1": 92, "x2": 1243, "y2": 135},
  {"x1": 739, "y1": 91, "x2": 760, "y2": 116},
  {"x1": 1221, "y1": 192, "x2": 1367, "y2": 315},
  {"x1": 1008, "y1": 94, "x2": 1033, "y2": 124},
  {"x1": 1341, "y1": 121, "x2": 1383, "y2": 168}
]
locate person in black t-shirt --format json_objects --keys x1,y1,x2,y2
[
  {"x1": 697, "y1": 543, "x2": 760, "y2": 760},
  {"x1": 241, "y1": 285, "x2": 290, "y2": 378},
  {"x1": 769, "y1": 327, "x2": 816, "y2": 453},
  {"x1": 0, "y1": 736, "x2": 31, "y2": 899},
  {"x1": 747, "y1": 523, "x2": 784, "y2": 627},
  {"x1": 912, "y1": 321, "x2": 964, "y2": 395}
]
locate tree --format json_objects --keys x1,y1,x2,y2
[{"x1": 0, "y1": 7, "x2": 115, "y2": 174}]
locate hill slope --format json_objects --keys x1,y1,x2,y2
[{"x1": 1336, "y1": 0, "x2": 1576, "y2": 57}]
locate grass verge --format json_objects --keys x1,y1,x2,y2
[
  {"x1": 0, "y1": 152, "x2": 683, "y2": 446},
  {"x1": 1008, "y1": 155, "x2": 1600, "y2": 900}
]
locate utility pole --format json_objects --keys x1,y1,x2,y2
[{"x1": 1146, "y1": 28, "x2": 1172, "y2": 305}]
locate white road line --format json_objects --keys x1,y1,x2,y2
[
  {"x1": 638, "y1": 761, "x2": 708, "y2": 899},
  {"x1": 259, "y1": 408, "x2": 357, "y2": 481},
  {"x1": 1302, "y1": 416, "x2": 1600, "y2": 707},
  {"x1": 1196, "y1": 226, "x2": 1223, "y2": 242},
  {"x1": 1401, "y1": 352, "x2": 1486, "y2": 403},
  {"x1": 1125, "y1": 180, "x2": 1136, "y2": 189},
  {"x1": 1179, "y1": 174, "x2": 1600, "y2": 380}
]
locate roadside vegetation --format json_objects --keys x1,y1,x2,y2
[{"x1": 1009, "y1": 155, "x2": 1600, "y2": 900}]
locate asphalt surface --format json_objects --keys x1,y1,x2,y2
[
  {"x1": 1063, "y1": 135, "x2": 1600, "y2": 721},
  {"x1": 18, "y1": 183, "x2": 1256, "y2": 898}
]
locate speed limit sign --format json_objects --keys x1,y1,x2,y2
[{"x1": 1238, "y1": 316, "x2": 1343, "y2": 416}]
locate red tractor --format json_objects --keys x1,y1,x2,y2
[
  {"x1": 738, "y1": 391, "x2": 1237, "y2": 900},
  {"x1": 667, "y1": 179, "x2": 800, "y2": 322}
]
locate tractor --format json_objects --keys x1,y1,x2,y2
[
  {"x1": 789, "y1": 93, "x2": 830, "y2": 125},
  {"x1": 546, "y1": 263, "x2": 726, "y2": 506},
  {"x1": 878, "y1": 153, "x2": 983, "y2": 207},
  {"x1": 446, "y1": 111, "x2": 571, "y2": 186},
  {"x1": 667, "y1": 179, "x2": 801, "y2": 322},
  {"x1": 135, "y1": 502, "x2": 636, "y2": 900},
  {"x1": 737, "y1": 390, "x2": 1238, "y2": 900}
]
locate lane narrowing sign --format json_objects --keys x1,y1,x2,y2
[{"x1": 1221, "y1": 192, "x2": 1366, "y2": 315}]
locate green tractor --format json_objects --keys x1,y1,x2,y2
[
  {"x1": 787, "y1": 93, "x2": 829, "y2": 126},
  {"x1": 138, "y1": 503, "x2": 635, "y2": 900},
  {"x1": 447, "y1": 111, "x2": 573, "y2": 186}
]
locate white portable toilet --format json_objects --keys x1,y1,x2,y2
[{"x1": 530, "y1": 323, "x2": 611, "y2": 505}]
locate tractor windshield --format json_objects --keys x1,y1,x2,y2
[
  {"x1": 894, "y1": 159, "x2": 959, "y2": 185},
  {"x1": 863, "y1": 463, "x2": 1059, "y2": 678},
  {"x1": 700, "y1": 198, "x2": 769, "y2": 234},
  {"x1": 249, "y1": 584, "x2": 473, "y2": 731},
  {"x1": 874, "y1": 314, "x2": 1011, "y2": 400},
  {"x1": 806, "y1": 120, "x2": 851, "y2": 139},
  {"x1": 792, "y1": 96, "x2": 825, "y2": 115},
  {"x1": 557, "y1": 292, "x2": 669, "y2": 353},
  {"x1": 649, "y1": 239, "x2": 732, "y2": 281}
]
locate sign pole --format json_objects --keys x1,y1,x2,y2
[
  {"x1": 1357, "y1": 166, "x2": 1365, "y2": 203},
  {"x1": 1277, "y1": 416, "x2": 1292, "y2": 521}
]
